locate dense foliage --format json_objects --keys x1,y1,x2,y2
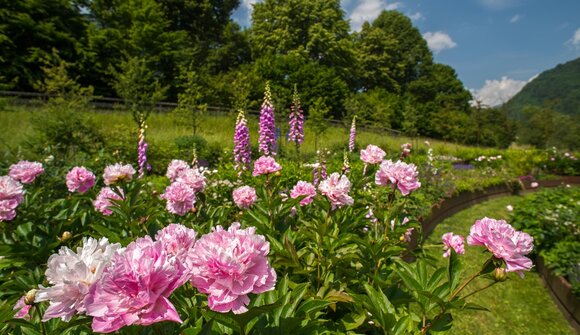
[
  {"x1": 511, "y1": 187, "x2": 580, "y2": 295},
  {"x1": 0, "y1": 0, "x2": 524, "y2": 146}
]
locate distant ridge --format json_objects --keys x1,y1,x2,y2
[{"x1": 505, "y1": 57, "x2": 580, "y2": 117}]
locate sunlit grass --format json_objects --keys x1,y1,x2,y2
[
  {"x1": 0, "y1": 103, "x2": 507, "y2": 160},
  {"x1": 424, "y1": 195, "x2": 575, "y2": 335}
]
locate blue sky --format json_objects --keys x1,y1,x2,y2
[{"x1": 233, "y1": 0, "x2": 580, "y2": 106}]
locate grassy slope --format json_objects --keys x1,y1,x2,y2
[
  {"x1": 0, "y1": 104, "x2": 480, "y2": 159},
  {"x1": 424, "y1": 195, "x2": 575, "y2": 335}
]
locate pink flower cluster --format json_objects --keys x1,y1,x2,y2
[
  {"x1": 9, "y1": 161, "x2": 44, "y2": 184},
  {"x1": 66, "y1": 167, "x2": 96, "y2": 193},
  {"x1": 290, "y1": 181, "x2": 316, "y2": 206},
  {"x1": 161, "y1": 182, "x2": 196, "y2": 216},
  {"x1": 84, "y1": 236, "x2": 186, "y2": 333},
  {"x1": 375, "y1": 160, "x2": 421, "y2": 196},
  {"x1": 155, "y1": 224, "x2": 197, "y2": 271},
  {"x1": 253, "y1": 156, "x2": 282, "y2": 176},
  {"x1": 233, "y1": 185, "x2": 257, "y2": 209},
  {"x1": 318, "y1": 173, "x2": 353, "y2": 209},
  {"x1": 162, "y1": 161, "x2": 207, "y2": 215},
  {"x1": 441, "y1": 232, "x2": 465, "y2": 258},
  {"x1": 0, "y1": 176, "x2": 24, "y2": 222},
  {"x1": 103, "y1": 163, "x2": 135, "y2": 185},
  {"x1": 176, "y1": 167, "x2": 206, "y2": 193},
  {"x1": 190, "y1": 223, "x2": 277, "y2": 314},
  {"x1": 360, "y1": 144, "x2": 386, "y2": 165},
  {"x1": 93, "y1": 187, "x2": 124, "y2": 216},
  {"x1": 166, "y1": 160, "x2": 190, "y2": 181},
  {"x1": 467, "y1": 217, "x2": 534, "y2": 277}
]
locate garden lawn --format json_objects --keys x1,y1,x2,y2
[{"x1": 424, "y1": 195, "x2": 576, "y2": 335}]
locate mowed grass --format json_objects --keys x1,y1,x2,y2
[
  {"x1": 0, "y1": 103, "x2": 484, "y2": 159},
  {"x1": 424, "y1": 195, "x2": 576, "y2": 335}
]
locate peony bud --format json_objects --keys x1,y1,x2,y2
[
  {"x1": 24, "y1": 289, "x2": 37, "y2": 305},
  {"x1": 493, "y1": 268, "x2": 508, "y2": 282},
  {"x1": 59, "y1": 231, "x2": 72, "y2": 242}
]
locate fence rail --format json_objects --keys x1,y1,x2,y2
[{"x1": 0, "y1": 90, "x2": 403, "y2": 137}]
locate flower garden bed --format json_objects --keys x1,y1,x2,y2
[{"x1": 419, "y1": 181, "x2": 580, "y2": 332}]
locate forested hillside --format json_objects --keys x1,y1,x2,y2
[{"x1": 505, "y1": 57, "x2": 580, "y2": 118}]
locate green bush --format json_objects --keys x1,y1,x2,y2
[{"x1": 511, "y1": 187, "x2": 580, "y2": 295}]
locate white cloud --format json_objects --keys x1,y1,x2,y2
[
  {"x1": 509, "y1": 14, "x2": 522, "y2": 23},
  {"x1": 423, "y1": 31, "x2": 457, "y2": 53},
  {"x1": 471, "y1": 75, "x2": 536, "y2": 107},
  {"x1": 478, "y1": 0, "x2": 519, "y2": 10},
  {"x1": 241, "y1": 0, "x2": 259, "y2": 10},
  {"x1": 350, "y1": 0, "x2": 402, "y2": 31},
  {"x1": 408, "y1": 12, "x2": 424, "y2": 21},
  {"x1": 565, "y1": 28, "x2": 580, "y2": 49}
]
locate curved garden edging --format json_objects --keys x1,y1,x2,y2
[{"x1": 420, "y1": 176, "x2": 580, "y2": 332}]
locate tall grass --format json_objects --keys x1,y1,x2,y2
[{"x1": 0, "y1": 103, "x2": 505, "y2": 161}]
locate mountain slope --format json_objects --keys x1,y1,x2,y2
[{"x1": 505, "y1": 57, "x2": 580, "y2": 117}]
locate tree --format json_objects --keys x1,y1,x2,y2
[
  {"x1": 356, "y1": 11, "x2": 432, "y2": 91},
  {"x1": 87, "y1": 0, "x2": 189, "y2": 97},
  {"x1": 407, "y1": 63, "x2": 472, "y2": 137},
  {"x1": 0, "y1": 0, "x2": 88, "y2": 91},
  {"x1": 250, "y1": 0, "x2": 354, "y2": 117}
]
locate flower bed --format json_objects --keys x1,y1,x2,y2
[{"x1": 0, "y1": 145, "x2": 542, "y2": 334}]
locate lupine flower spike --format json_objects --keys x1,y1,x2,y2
[
  {"x1": 258, "y1": 82, "x2": 276, "y2": 156},
  {"x1": 288, "y1": 84, "x2": 304, "y2": 154},
  {"x1": 233, "y1": 110, "x2": 252, "y2": 175}
]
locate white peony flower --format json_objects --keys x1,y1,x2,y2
[{"x1": 35, "y1": 237, "x2": 122, "y2": 322}]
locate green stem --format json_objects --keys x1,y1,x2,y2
[
  {"x1": 449, "y1": 258, "x2": 493, "y2": 301},
  {"x1": 37, "y1": 307, "x2": 46, "y2": 335},
  {"x1": 462, "y1": 281, "x2": 498, "y2": 300}
]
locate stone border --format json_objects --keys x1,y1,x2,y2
[{"x1": 420, "y1": 176, "x2": 580, "y2": 331}]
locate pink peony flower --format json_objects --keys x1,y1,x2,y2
[
  {"x1": 35, "y1": 237, "x2": 121, "y2": 322},
  {"x1": 102, "y1": 163, "x2": 136, "y2": 185},
  {"x1": 530, "y1": 182, "x2": 539, "y2": 188},
  {"x1": 66, "y1": 166, "x2": 96, "y2": 193},
  {"x1": 290, "y1": 181, "x2": 317, "y2": 206},
  {"x1": 318, "y1": 173, "x2": 354, "y2": 209},
  {"x1": 467, "y1": 217, "x2": 534, "y2": 277},
  {"x1": 84, "y1": 237, "x2": 185, "y2": 333},
  {"x1": 166, "y1": 160, "x2": 190, "y2": 182},
  {"x1": 0, "y1": 176, "x2": 24, "y2": 222},
  {"x1": 233, "y1": 186, "x2": 257, "y2": 209},
  {"x1": 9, "y1": 161, "x2": 44, "y2": 184},
  {"x1": 176, "y1": 168, "x2": 206, "y2": 193},
  {"x1": 93, "y1": 187, "x2": 124, "y2": 216},
  {"x1": 360, "y1": 144, "x2": 386, "y2": 165},
  {"x1": 13, "y1": 296, "x2": 32, "y2": 320},
  {"x1": 189, "y1": 223, "x2": 277, "y2": 314},
  {"x1": 160, "y1": 182, "x2": 196, "y2": 216},
  {"x1": 253, "y1": 156, "x2": 282, "y2": 176},
  {"x1": 375, "y1": 160, "x2": 421, "y2": 196},
  {"x1": 155, "y1": 223, "x2": 197, "y2": 271},
  {"x1": 441, "y1": 232, "x2": 465, "y2": 258}
]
